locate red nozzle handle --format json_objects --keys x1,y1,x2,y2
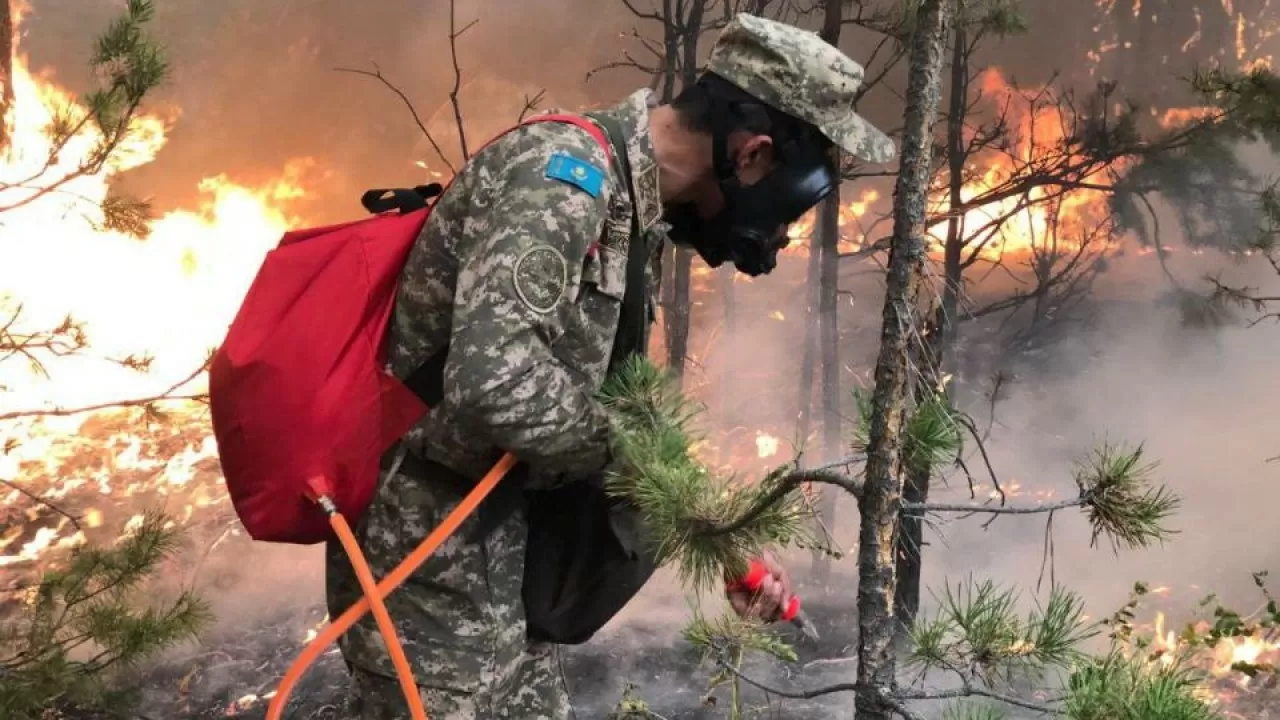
[{"x1": 728, "y1": 558, "x2": 801, "y2": 622}]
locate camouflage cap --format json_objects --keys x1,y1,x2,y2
[{"x1": 705, "y1": 13, "x2": 896, "y2": 164}]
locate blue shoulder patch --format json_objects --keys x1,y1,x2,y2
[{"x1": 545, "y1": 152, "x2": 605, "y2": 198}]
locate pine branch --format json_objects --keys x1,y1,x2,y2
[
  {"x1": 599, "y1": 357, "x2": 816, "y2": 589},
  {"x1": 0, "y1": 511, "x2": 210, "y2": 716},
  {"x1": 0, "y1": 0, "x2": 167, "y2": 239}
]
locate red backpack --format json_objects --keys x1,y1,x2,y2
[{"x1": 209, "y1": 114, "x2": 612, "y2": 545}]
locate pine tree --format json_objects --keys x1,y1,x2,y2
[
  {"x1": 0, "y1": 513, "x2": 210, "y2": 719},
  {"x1": 0, "y1": 0, "x2": 168, "y2": 237}
]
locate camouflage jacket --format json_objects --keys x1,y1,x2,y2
[{"x1": 387, "y1": 89, "x2": 666, "y2": 483}]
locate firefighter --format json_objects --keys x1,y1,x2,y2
[{"x1": 326, "y1": 13, "x2": 895, "y2": 719}]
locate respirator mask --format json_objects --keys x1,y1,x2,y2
[{"x1": 664, "y1": 79, "x2": 838, "y2": 276}]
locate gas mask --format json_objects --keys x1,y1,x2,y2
[{"x1": 664, "y1": 109, "x2": 838, "y2": 277}]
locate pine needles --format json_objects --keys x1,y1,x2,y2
[
  {"x1": 599, "y1": 357, "x2": 812, "y2": 592},
  {"x1": 1064, "y1": 650, "x2": 1223, "y2": 720},
  {"x1": 0, "y1": 512, "x2": 210, "y2": 719},
  {"x1": 907, "y1": 577, "x2": 1094, "y2": 686},
  {"x1": 1075, "y1": 442, "x2": 1179, "y2": 553}
]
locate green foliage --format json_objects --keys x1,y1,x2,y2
[
  {"x1": 959, "y1": 0, "x2": 1028, "y2": 36},
  {"x1": 916, "y1": 578, "x2": 1230, "y2": 720},
  {"x1": 1168, "y1": 572, "x2": 1280, "y2": 681},
  {"x1": 1110, "y1": 65, "x2": 1280, "y2": 255},
  {"x1": 1109, "y1": 129, "x2": 1264, "y2": 254},
  {"x1": 852, "y1": 388, "x2": 963, "y2": 475},
  {"x1": 907, "y1": 578, "x2": 1094, "y2": 685},
  {"x1": 1, "y1": 0, "x2": 167, "y2": 238},
  {"x1": 1064, "y1": 650, "x2": 1222, "y2": 720},
  {"x1": 684, "y1": 607, "x2": 796, "y2": 720},
  {"x1": 1190, "y1": 66, "x2": 1280, "y2": 142},
  {"x1": 609, "y1": 683, "x2": 668, "y2": 719},
  {"x1": 942, "y1": 702, "x2": 1007, "y2": 720},
  {"x1": 904, "y1": 393, "x2": 964, "y2": 474},
  {"x1": 1074, "y1": 442, "x2": 1179, "y2": 553},
  {"x1": 0, "y1": 512, "x2": 210, "y2": 719},
  {"x1": 684, "y1": 608, "x2": 797, "y2": 665},
  {"x1": 600, "y1": 356, "x2": 812, "y2": 592}
]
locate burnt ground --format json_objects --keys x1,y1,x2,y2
[
  {"x1": 7, "y1": 410, "x2": 1280, "y2": 718},
  {"x1": 97, "y1": 595, "x2": 1280, "y2": 720},
  {"x1": 120, "y1": 594, "x2": 863, "y2": 720}
]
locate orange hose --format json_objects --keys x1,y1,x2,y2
[
  {"x1": 266, "y1": 452, "x2": 518, "y2": 720},
  {"x1": 326, "y1": 507, "x2": 427, "y2": 720}
]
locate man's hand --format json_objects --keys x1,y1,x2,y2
[{"x1": 726, "y1": 550, "x2": 795, "y2": 622}]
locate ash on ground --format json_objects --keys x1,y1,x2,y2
[{"x1": 122, "y1": 593, "x2": 862, "y2": 720}]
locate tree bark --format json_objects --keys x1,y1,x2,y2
[
  {"x1": 855, "y1": 1, "x2": 953, "y2": 717},
  {"x1": 812, "y1": 188, "x2": 842, "y2": 583},
  {"x1": 895, "y1": 16, "x2": 967, "y2": 633},
  {"x1": 806, "y1": 0, "x2": 846, "y2": 589},
  {"x1": 663, "y1": 0, "x2": 708, "y2": 385},
  {"x1": 1, "y1": 0, "x2": 13, "y2": 156}
]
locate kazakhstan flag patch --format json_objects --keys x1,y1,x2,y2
[{"x1": 545, "y1": 152, "x2": 605, "y2": 198}]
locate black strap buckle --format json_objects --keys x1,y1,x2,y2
[{"x1": 360, "y1": 183, "x2": 444, "y2": 215}]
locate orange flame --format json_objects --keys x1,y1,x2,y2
[{"x1": 0, "y1": 49, "x2": 316, "y2": 415}]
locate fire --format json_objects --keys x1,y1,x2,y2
[
  {"x1": 0, "y1": 22, "x2": 318, "y2": 572},
  {"x1": 783, "y1": 187, "x2": 879, "y2": 255},
  {"x1": 755, "y1": 431, "x2": 780, "y2": 459},
  {"x1": 924, "y1": 70, "x2": 1121, "y2": 263},
  {"x1": 0, "y1": 48, "x2": 313, "y2": 415},
  {"x1": 1145, "y1": 610, "x2": 1280, "y2": 691}
]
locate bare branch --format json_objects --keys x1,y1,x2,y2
[
  {"x1": 518, "y1": 90, "x2": 547, "y2": 123},
  {"x1": 907, "y1": 496, "x2": 1084, "y2": 516},
  {"x1": 0, "y1": 477, "x2": 83, "y2": 531},
  {"x1": 334, "y1": 65, "x2": 456, "y2": 174},
  {"x1": 448, "y1": 0, "x2": 473, "y2": 161},
  {"x1": 0, "y1": 357, "x2": 210, "y2": 422}
]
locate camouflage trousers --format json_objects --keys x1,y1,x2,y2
[{"x1": 325, "y1": 463, "x2": 572, "y2": 719}]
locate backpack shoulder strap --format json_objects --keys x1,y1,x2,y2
[
  {"x1": 401, "y1": 112, "x2": 621, "y2": 403},
  {"x1": 585, "y1": 113, "x2": 648, "y2": 371}
]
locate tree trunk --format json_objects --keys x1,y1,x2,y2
[
  {"x1": 895, "y1": 17, "x2": 967, "y2": 634},
  {"x1": 658, "y1": 0, "x2": 683, "y2": 376},
  {"x1": 812, "y1": 189, "x2": 841, "y2": 584},
  {"x1": 716, "y1": 263, "x2": 735, "y2": 465},
  {"x1": 797, "y1": 228, "x2": 820, "y2": 557},
  {"x1": 1, "y1": 0, "x2": 13, "y2": 156},
  {"x1": 806, "y1": 0, "x2": 846, "y2": 589},
  {"x1": 664, "y1": 0, "x2": 707, "y2": 385},
  {"x1": 855, "y1": 1, "x2": 952, "y2": 717},
  {"x1": 667, "y1": 249, "x2": 694, "y2": 383}
]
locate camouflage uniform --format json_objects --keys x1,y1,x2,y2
[
  {"x1": 324, "y1": 13, "x2": 895, "y2": 720},
  {"x1": 324, "y1": 87, "x2": 666, "y2": 720}
]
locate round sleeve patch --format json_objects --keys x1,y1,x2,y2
[{"x1": 513, "y1": 245, "x2": 569, "y2": 314}]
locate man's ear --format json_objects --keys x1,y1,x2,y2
[{"x1": 736, "y1": 134, "x2": 775, "y2": 173}]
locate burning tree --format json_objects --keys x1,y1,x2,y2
[
  {"x1": 0, "y1": 4, "x2": 211, "y2": 718},
  {"x1": 0, "y1": 0, "x2": 166, "y2": 236},
  {"x1": 0, "y1": 0, "x2": 211, "y2": 419}
]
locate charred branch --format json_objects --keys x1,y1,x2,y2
[
  {"x1": 0, "y1": 354, "x2": 211, "y2": 422},
  {"x1": 333, "y1": 65, "x2": 455, "y2": 174},
  {"x1": 448, "y1": 0, "x2": 476, "y2": 161}
]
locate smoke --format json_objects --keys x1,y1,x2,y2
[
  {"x1": 14, "y1": 0, "x2": 643, "y2": 223},
  {"x1": 6, "y1": 1, "x2": 1280, "y2": 717}
]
